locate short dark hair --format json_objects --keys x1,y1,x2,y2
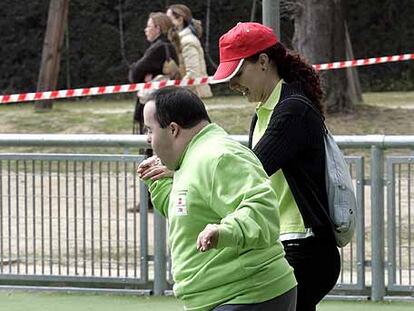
[{"x1": 148, "y1": 86, "x2": 211, "y2": 129}]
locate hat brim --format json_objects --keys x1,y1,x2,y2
[{"x1": 211, "y1": 59, "x2": 244, "y2": 84}]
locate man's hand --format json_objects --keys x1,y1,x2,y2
[
  {"x1": 137, "y1": 156, "x2": 173, "y2": 180},
  {"x1": 197, "y1": 224, "x2": 219, "y2": 252}
]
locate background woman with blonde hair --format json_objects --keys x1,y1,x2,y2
[
  {"x1": 167, "y1": 4, "x2": 213, "y2": 98},
  {"x1": 128, "y1": 12, "x2": 181, "y2": 134}
]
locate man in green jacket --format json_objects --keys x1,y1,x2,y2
[{"x1": 137, "y1": 86, "x2": 297, "y2": 311}]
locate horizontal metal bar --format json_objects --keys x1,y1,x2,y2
[
  {"x1": 0, "y1": 274, "x2": 146, "y2": 285},
  {"x1": 386, "y1": 284, "x2": 414, "y2": 292},
  {"x1": 334, "y1": 284, "x2": 366, "y2": 291},
  {"x1": 0, "y1": 153, "x2": 145, "y2": 162},
  {"x1": 0, "y1": 285, "x2": 152, "y2": 296},
  {"x1": 1, "y1": 134, "x2": 414, "y2": 149},
  {"x1": 345, "y1": 156, "x2": 364, "y2": 162},
  {"x1": 385, "y1": 156, "x2": 414, "y2": 164},
  {"x1": 383, "y1": 296, "x2": 414, "y2": 302},
  {"x1": 0, "y1": 134, "x2": 148, "y2": 148},
  {"x1": 324, "y1": 295, "x2": 370, "y2": 301}
]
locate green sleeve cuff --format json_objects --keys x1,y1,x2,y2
[
  {"x1": 143, "y1": 178, "x2": 154, "y2": 188},
  {"x1": 217, "y1": 224, "x2": 236, "y2": 249}
]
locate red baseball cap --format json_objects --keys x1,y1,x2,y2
[{"x1": 212, "y1": 22, "x2": 278, "y2": 84}]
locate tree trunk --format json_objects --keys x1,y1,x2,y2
[
  {"x1": 35, "y1": 0, "x2": 69, "y2": 111},
  {"x1": 345, "y1": 21, "x2": 363, "y2": 104},
  {"x1": 292, "y1": 0, "x2": 358, "y2": 112}
]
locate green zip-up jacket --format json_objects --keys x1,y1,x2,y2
[{"x1": 147, "y1": 123, "x2": 296, "y2": 310}]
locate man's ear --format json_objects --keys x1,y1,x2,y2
[{"x1": 169, "y1": 122, "x2": 180, "y2": 137}]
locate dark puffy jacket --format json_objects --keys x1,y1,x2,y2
[{"x1": 128, "y1": 35, "x2": 179, "y2": 83}]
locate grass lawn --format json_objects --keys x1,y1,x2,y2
[
  {"x1": 0, "y1": 91, "x2": 413, "y2": 136},
  {"x1": 0, "y1": 291, "x2": 413, "y2": 311}
]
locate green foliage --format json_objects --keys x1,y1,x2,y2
[
  {"x1": 345, "y1": 0, "x2": 414, "y2": 90},
  {"x1": 0, "y1": 0, "x2": 49, "y2": 93},
  {"x1": 0, "y1": 0, "x2": 413, "y2": 94}
]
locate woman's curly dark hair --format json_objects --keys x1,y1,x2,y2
[{"x1": 247, "y1": 43, "x2": 325, "y2": 116}]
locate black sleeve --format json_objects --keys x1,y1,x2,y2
[
  {"x1": 128, "y1": 44, "x2": 165, "y2": 83},
  {"x1": 252, "y1": 103, "x2": 309, "y2": 176}
]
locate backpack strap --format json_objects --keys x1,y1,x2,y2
[{"x1": 282, "y1": 94, "x2": 328, "y2": 134}]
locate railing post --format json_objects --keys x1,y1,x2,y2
[
  {"x1": 370, "y1": 145, "x2": 385, "y2": 300},
  {"x1": 139, "y1": 181, "x2": 149, "y2": 283},
  {"x1": 153, "y1": 210, "x2": 167, "y2": 295},
  {"x1": 262, "y1": 0, "x2": 280, "y2": 38}
]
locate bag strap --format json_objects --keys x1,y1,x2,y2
[
  {"x1": 164, "y1": 42, "x2": 171, "y2": 60},
  {"x1": 283, "y1": 94, "x2": 328, "y2": 134}
]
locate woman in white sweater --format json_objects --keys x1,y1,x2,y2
[{"x1": 167, "y1": 4, "x2": 213, "y2": 98}]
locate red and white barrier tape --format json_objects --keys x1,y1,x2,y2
[
  {"x1": 313, "y1": 53, "x2": 414, "y2": 71},
  {"x1": 1, "y1": 53, "x2": 413, "y2": 104},
  {"x1": 0, "y1": 77, "x2": 210, "y2": 105}
]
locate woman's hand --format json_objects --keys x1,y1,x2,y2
[
  {"x1": 197, "y1": 224, "x2": 219, "y2": 252},
  {"x1": 137, "y1": 156, "x2": 174, "y2": 180},
  {"x1": 144, "y1": 73, "x2": 153, "y2": 82}
]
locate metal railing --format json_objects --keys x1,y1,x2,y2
[
  {"x1": 386, "y1": 156, "x2": 414, "y2": 293},
  {"x1": 0, "y1": 134, "x2": 413, "y2": 300},
  {"x1": 0, "y1": 153, "x2": 149, "y2": 291}
]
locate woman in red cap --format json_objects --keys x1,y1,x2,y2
[{"x1": 212, "y1": 22, "x2": 340, "y2": 311}]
